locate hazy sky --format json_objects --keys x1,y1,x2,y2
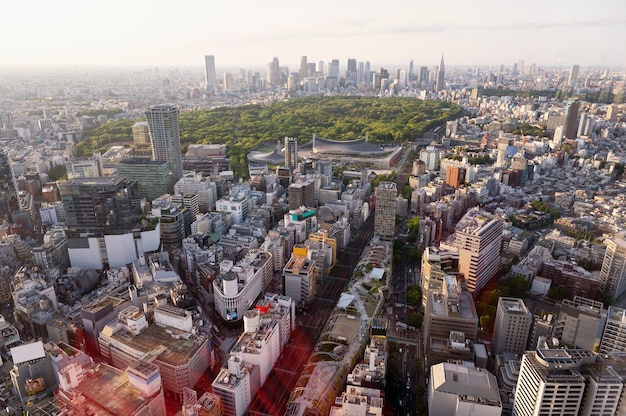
[{"x1": 2, "y1": 0, "x2": 625, "y2": 69}]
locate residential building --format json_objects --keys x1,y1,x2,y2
[
  {"x1": 599, "y1": 231, "x2": 626, "y2": 300},
  {"x1": 449, "y1": 208, "x2": 503, "y2": 294},
  {"x1": 285, "y1": 137, "x2": 298, "y2": 169},
  {"x1": 374, "y1": 181, "x2": 397, "y2": 239},
  {"x1": 512, "y1": 342, "x2": 595, "y2": 416}
]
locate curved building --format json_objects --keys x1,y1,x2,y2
[
  {"x1": 213, "y1": 250, "x2": 273, "y2": 322},
  {"x1": 310, "y1": 134, "x2": 390, "y2": 157}
]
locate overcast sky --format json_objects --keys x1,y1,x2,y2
[{"x1": 2, "y1": 0, "x2": 625, "y2": 69}]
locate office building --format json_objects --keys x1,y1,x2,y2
[
  {"x1": 599, "y1": 231, "x2": 626, "y2": 299},
  {"x1": 268, "y1": 57, "x2": 280, "y2": 87},
  {"x1": 212, "y1": 294, "x2": 294, "y2": 416},
  {"x1": 285, "y1": 136, "x2": 298, "y2": 169},
  {"x1": 553, "y1": 296, "x2": 605, "y2": 351},
  {"x1": 132, "y1": 121, "x2": 152, "y2": 157},
  {"x1": 564, "y1": 99, "x2": 580, "y2": 139},
  {"x1": 492, "y1": 297, "x2": 532, "y2": 355},
  {"x1": 145, "y1": 104, "x2": 184, "y2": 181},
  {"x1": 512, "y1": 342, "x2": 595, "y2": 416},
  {"x1": 423, "y1": 275, "x2": 478, "y2": 366},
  {"x1": 450, "y1": 208, "x2": 503, "y2": 294},
  {"x1": 288, "y1": 178, "x2": 315, "y2": 210},
  {"x1": 299, "y1": 55, "x2": 308, "y2": 83},
  {"x1": 213, "y1": 250, "x2": 273, "y2": 321},
  {"x1": 0, "y1": 149, "x2": 17, "y2": 223},
  {"x1": 374, "y1": 181, "x2": 397, "y2": 239},
  {"x1": 116, "y1": 158, "x2": 177, "y2": 201},
  {"x1": 58, "y1": 175, "x2": 139, "y2": 237},
  {"x1": 56, "y1": 359, "x2": 167, "y2": 416},
  {"x1": 205, "y1": 55, "x2": 217, "y2": 93},
  {"x1": 98, "y1": 305, "x2": 210, "y2": 400},
  {"x1": 428, "y1": 362, "x2": 501, "y2": 416},
  {"x1": 445, "y1": 166, "x2": 466, "y2": 189},
  {"x1": 435, "y1": 55, "x2": 445, "y2": 92}
]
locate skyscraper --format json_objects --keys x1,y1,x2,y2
[
  {"x1": 435, "y1": 55, "x2": 445, "y2": 92},
  {"x1": 374, "y1": 181, "x2": 397, "y2": 239},
  {"x1": 564, "y1": 99, "x2": 580, "y2": 139},
  {"x1": 284, "y1": 137, "x2": 298, "y2": 169},
  {"x1": 419, "y1": 66, "x2": 429, "y2": 88},
  {"x1": 204, "y1": 55, "x2": 217, "y2": 93},
  {"x1": 268, "y1": 57, "x2": 281, "y2": 88},
  {"x1": 568, "y1": 64, "x2": 580, "y2": 89},
  {"x1": 599, "y1": 231, "x2": 626, "y2": 299},
  {"x1": 492, "y1": 297, "x2": 532, "y2": 355},
  {"x1": 145, "y1": 104, "x2": 184, "y2": 181},
  {"x1": 299, "y1": 55, "x2": 308, "y2": 83},
  {"x1": 451, "y1": 208, "x2": 503, "y2": 294},
  {"x1": 329, "y1": 59, "x2": 340, "y2": 78}
]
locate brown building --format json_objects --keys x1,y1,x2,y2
[{"x1": 445, "y1": 166, "x2": 466, "y2": 189}]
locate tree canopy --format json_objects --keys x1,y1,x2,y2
[{"x1": 80, "y1": 96, "x2": 462, "y2": 178}]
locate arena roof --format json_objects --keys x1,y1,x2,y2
[{"x1": 311, "y1": 134, "x2": 390, "y2": 155}]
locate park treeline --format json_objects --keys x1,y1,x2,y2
[{"x1": 79, "y1": 96, "x2": 462, "y2": 177}]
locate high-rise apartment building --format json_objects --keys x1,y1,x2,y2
[
  {"x1": 204, "y1": 55, "x2": 217, "y2": 93},
  {"x1": 451, "y1": 208, "x2": 503, "y2": 294},
  {"x1": 512, "y1": 344, "x2": 595, "y2": 416},
  {"x1": 599, "y1": 231, "x2": 626, "y2": 299},
  {"x1": 145, "y1": 104, "x2": 184, "y2": 181},
  {"x1": 284, "y1": 136, "x2": 298, "y2": 169},
  {"x1": 564, "y1": 99, "x2": 580, "y2": 140},
  {"x1": 374, "y1": 181, "x2": 397, "y2": 239},
  {"x1": 492, "y1": 297, "x2": 532, "y2": 355},
  {"x1": 435, "y1": 55, "x2": 445, "y2": 92}
]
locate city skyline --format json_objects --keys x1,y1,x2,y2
[{"x1": 1, "y1": 0, "x2": 625, "y2": 69}]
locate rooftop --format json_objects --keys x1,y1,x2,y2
[{"x1": 105, "y1": 322, "x2": 207, "y2": 366}]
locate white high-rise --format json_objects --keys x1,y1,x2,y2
[
  {"x1": 512, "y1": 345, "x2": 594, "y2": 416},
  {"x1": 599, "y1": 231, "x2": 626, "y2": 299},
  {"x1": 450, "y1": 208, "x2": 503, "y2": 294}
]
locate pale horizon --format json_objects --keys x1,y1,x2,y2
[{"x1": 1, "y1": 0, "x2": 625, "y2": 69}]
